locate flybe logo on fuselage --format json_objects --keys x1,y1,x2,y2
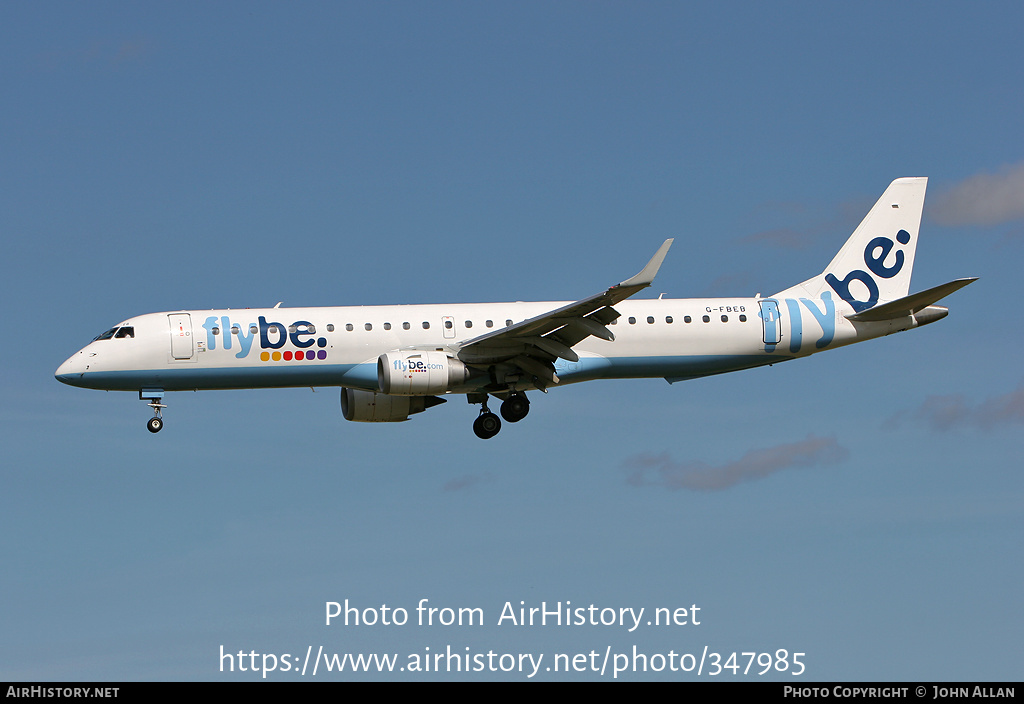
[
  {"x1": 202, "y1": 316, "x2": 329, "y2": 361},
  {"x1": 825, "y1": 230, "x2": 911, "y2": 312},
  {"x1": 759, "y1": 294, "x2": 836, "y2": 354}
]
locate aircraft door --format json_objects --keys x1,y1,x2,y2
[
  {"x1": 758, "y1": 300, "x2": 782, "y2": 346},
  {"x1": 168, "y1": 314, "x2": 194, "y2": 359},
  {"x1": 442, "y1": 316, "x2": 456, "y2": 339}
]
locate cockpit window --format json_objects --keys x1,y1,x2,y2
[{"x1": 93, "y1": 325, "x2": 134, "y2": 341}]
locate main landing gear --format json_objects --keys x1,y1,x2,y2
[
  {"x1": 140, "y1": 389, "x2": 166, "y2": 433},
  {"x1": 470, "y1": 392, "x2": 530, "y2": 439},
  {"x1": 473, "y1": 408, "x2": 501, "y2": 440},
  {"x1": 500, "y1": 393, "x2": 530, "y2": 423}
]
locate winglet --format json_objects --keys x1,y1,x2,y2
[{"x1": 618, "y1": 238, "x2": 674, "y2": 289}]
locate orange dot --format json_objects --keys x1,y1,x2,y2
[
  {"x1": 260, "y1": 352, "x2": 270, "y2": 362},
  {"x1": 272, "y1": 351, "x2": 281, "y2": 361}
]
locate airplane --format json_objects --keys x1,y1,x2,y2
[{"x1": 55, "y1": 177, "x2": 976, "y2": 439}]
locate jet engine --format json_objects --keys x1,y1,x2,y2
[
  {"x1": 341, "y1": 388, "x2": 445, "y2": 422},
  {"x1": 377, "y1": 350, "x2": 470, "y2": 395}
]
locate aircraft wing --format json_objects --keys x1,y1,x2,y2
[{"x1": 456, "y1": 239, "x2": 673, "y2": 387}]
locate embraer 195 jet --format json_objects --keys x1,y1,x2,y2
[{"x1": 56, "y1": 178, "x2": 975, "y2": 439}]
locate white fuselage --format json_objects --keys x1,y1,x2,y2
[
  {"x1": 54, "y1": 295, "x2": 914, "y2": 394},
  {"x1": 52, "y1": 179, "x2": 970, "y2": 437}
]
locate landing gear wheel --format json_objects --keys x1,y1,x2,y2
[
  {"x1": 142, "y1": 392, "x2": 167, "y2": 435},
  {"x1": 473, "y1": 412, "x2": 501, "y2": 439},
  {"x1": 500, "y1": 394, "x2": 530, "y2": 423}
]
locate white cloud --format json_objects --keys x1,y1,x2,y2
[
  {"x1": 443, "y1": 472, "x2": 495, "y2": 491},
  {"x1": 623, "y1": 434, "x2": 848, "y2": 491},
  {"x1": 929, "y1": 163, "x2": 1024, "y2": 227},
  {"x1": 904, "y1": 386, "x2": 1024, "y2": 431}
]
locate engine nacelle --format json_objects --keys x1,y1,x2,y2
[
  {"x1": 377, "y1": 350, "x2": 470, "y2": 395},
  {"x1": 341, "y1": 388, "x2": 444, "y2": 422}
]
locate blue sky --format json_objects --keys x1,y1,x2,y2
[{"x1": 2, "y1": 2, "x2": 1021, "y2": 681}]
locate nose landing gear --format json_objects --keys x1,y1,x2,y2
[{"x1": 140, "y1": 389, "x2": 166, "y2": 433}]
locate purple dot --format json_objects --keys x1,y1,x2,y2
[{"x1": 317, "y1": 350, "x2": 327, "y2": 360}]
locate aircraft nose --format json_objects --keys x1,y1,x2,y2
[{"x1": 55, "y1": 352, "x2": 85, "y2": 386}]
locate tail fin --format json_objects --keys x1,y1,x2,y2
[{"x1": 774, "y1": 178, "x2": 928, "y2": 313}]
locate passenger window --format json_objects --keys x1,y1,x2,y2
[
  {"x1": 212, "y1": 326, "x2": 220, "y2": 335},
  {"x1": 628, "y1": 317, "x2": 636, "y2": 325},
  {"x1": 230, "y1": 325, "x2": 240, "y2": 335},
  {"x1": 721, "y1": 315, "x2": 728, "y2": 322},
  {"x1": 702, "y1": 315, "x2": 710, "y2": 323},
  {"x1": 422, "y1": 322, "x2": 430, "y2": 329},
  {"x1": 647, "y1": 316, "x2": 655, "y2": 324},
  {"x1": 345, "y1": 324, "x2": 354, "y2": 332},
  {"x1": 384, "y1": 322, "x2": 392, "y2": 331},
  {"x1": 250, "y1": 324, "x2": 259, "y2": 334},
  {"x1": 739, "y1": 314, "x2": 747, "y2": 322},
  {"x1": 684, "y1": 316, "x2": 692, "y2": 323},
  {"x1": 465, "y1": 321, "x2": 473, "y2": 328},
  {"x1": 326, "y1": 324, "x2": 335, "y2": 332},
  {"x1": 364, "y1": 323, "x2": 372, "y2": 331},
  {"x1": 403, "y1": 322, "x2": 410, "y2": 330},
  {"x1": 486, "y1": 320, "x2": 493, "y2": 328},
  {"x1": 506, "y1": 319, "x2": 512, "y2": 327},
  {"x1": 445, "y1": 320, "x2": 453, "y2": 329},
  {"x1": 666, "y1": 316, "x2": 673, "y2": 324}
]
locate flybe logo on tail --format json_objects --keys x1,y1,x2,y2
[{"x1": 825, "y1": 230, "x2": 911, "y2": 312}]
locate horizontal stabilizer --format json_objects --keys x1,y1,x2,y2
[{"x1": 845, "y1": 278, "x2": 977, "y2": 322}]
